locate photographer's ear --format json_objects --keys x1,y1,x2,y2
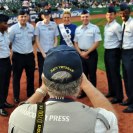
[
  {"x1": 80, "y1": 73, "x2": 89, "y2": 90},
  {"x1": 41, "y1": 74, "x2": 47, "y2": 92},
  {"x1": 41, "y1": 73, "x2": 46, "y2": 85},
  {"x1": 81, "y1": 73, "x2": 88, "y2": 82}
]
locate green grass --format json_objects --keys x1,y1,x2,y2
[{"x1": 73, "y1": 17, "x2": 123, "y2": 71}]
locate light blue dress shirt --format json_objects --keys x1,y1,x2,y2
[
  {"x1": 74, "y1": 23, "x2": 102, "y2": 50},
  {"x1": 35, "y1": 21, "x2": 59, "y2": 52},
  {"x1": 104, "y1": 20, "x2": 122, "y2": 49},
  {"x1": 8, "y1": 22, "x2": 34, "y2": 54},
  {"x1": 0, "y1": 32, "x2": 10, "y2": 58},
  {"x1": 122, "y1": 17, "x2": 133, "y2": 49}
]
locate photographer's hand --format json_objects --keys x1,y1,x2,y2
[
  {"x1": 26, "y1": 74, "x2": 47, "y2": 104},
  {"x1": 80, "y1": 73, "x2": 117, "y2": 116}
]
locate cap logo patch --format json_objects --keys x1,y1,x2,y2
[
  {"x1": 51, "y1": 71, "x2": 72, "y2": 80},
  {"x1": 50, "y1": 66, "x2": 74, "y2": 73}
]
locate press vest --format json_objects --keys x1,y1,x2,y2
[{"x1": 8, "y1": 99, "x2": 110, "y2": 133}]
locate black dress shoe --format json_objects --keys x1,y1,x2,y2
[
  {"x1": 14, "y1": 98, "x2": 20, "y2": 104},
  {"x1": 105, "y1": 93, "x2": 114, "y2": 98},
  {"x1": 110, "y1": 98, "x2": 122, "y2": 104},
  {"x1": 4, "y1": 102, "x2": 14, "y2": 108},
  {"x1": 119, "y1": 100, "x2": 131, "y2": 106},
  {"x1": 123, "y1": 106, "x2": 133, "y2": 113},
  {"x1": 0, "y1": 109, "x2": 8, "y2": 116}
]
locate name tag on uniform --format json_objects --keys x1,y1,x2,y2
[
  {"x1": 76, "y1": 32, "x2": 80, "y2": 36},
  {"x1": 97, "y1": 31, "x2": 101, "y2": 34},
  {"x1": 48, "y1": 28, "x2": 54, "y2": 30},
  {"x1": 107, "y1": 31, "x2": 113, "y2": 36},
  {"x1": 16, "y1": 33, "x2": 22, "y2": 38},
  {"x1": 125, "y1": 31, "x2": 131, "y2": 33},
  {"x1": 125, "y1": 31, "x2": 132, "y2": 36},
  {"x1": 87, "y1": 32, "x2": 93, "y2": 36},
  {"x1": 16, "y1": 32, "x2": 21, "y2": 35},
  {"x1": 28, "y1": 32, "x2": 33, "y2": 34},
  {"x1": 41, "y1": 28, "x2": 46, "y2": 30}
]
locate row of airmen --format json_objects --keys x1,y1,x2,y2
[
  {"x1": 0, "y1": 8, "x2": 75, "y2": 116},
  {"x1": 0, "y1": 2, "x2": 133, "y2": 117}
]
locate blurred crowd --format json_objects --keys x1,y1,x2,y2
[
  {"x1": 0, "y1": 0, "x2": 89, "y2": 15},
  {"x1": 1, "y1": 0, "x2": 133, "y2": 16}
]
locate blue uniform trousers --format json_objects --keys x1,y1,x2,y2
[
  {"x1": 0, "y1": 57, "x2": 11, "y2": 108},
  {"x1": 37, "y1": 52, "x2": 44, "y2": 86},
  {"x1": 80, "y1": 50, "x2": 98, "y2": 87},
  {"x1": 12, "y1": 52, "x2": 35, "y2": 99},
  {"x1": 122, "y1": 49, "x2": 133, "y2": 106},
  {"x1": 104, "y1": 48, "x2": 123, "y2": 100}
]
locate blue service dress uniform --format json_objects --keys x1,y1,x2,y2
[
  {"x1": 8, "y1": 22, "x2": 35, "y2": 101},
  {"x1": 0, "y1": 31, "x2": 11, "y2": 109},
  {"x1": 104, "y1": 20, "x2": 123, "y2": 101}
]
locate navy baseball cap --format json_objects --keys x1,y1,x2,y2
[
  {"x1": 43, "y1": 45, "x2": 83, "y2": 83},
  {"x1": 81, "y1": 9, "x2": 90, "y2": 14},
  {"x1": 120, "y1": 3, "x2": 130, "y2": 11},
  {"x1": 41, "y1": 9, "x2": 51, "y2": 15},
  {"x1": 107, "y1": 6, "x2": 116, "y2": 13},
  {"x1": 0, "y1": 14, "x2": 9, "y2": 23}
]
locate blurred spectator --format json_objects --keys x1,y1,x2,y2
[
  {"x1": 128, "y1": 0, "x2": 133, "y2": 5},
  {"x1": 91, "y1": 1, "x2": 99, "y2": 8},
  {"x1": 98, "y1": 3, "x2": 103, "y2": 8},
  {"x1": 109, "y1": 0, "x2": 119, "y2": 7},
  {"x1": 0, "y1": 5, "x2": 5, "y2": 10},
  {"x1": 22, "y1": 0, "x2": 30, "y2": 14},
  {"x1": 22, "y1": 0, "x2": 30, "y2": 8}
]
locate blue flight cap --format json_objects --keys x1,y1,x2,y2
[
  {"x1": 0, "y1": 14, "x2": 9, "y2": 23},
  {"x1": 107, "y1": 6, "x2": 116, "y2": 13},
  {"x1": 81, "y1": 9, "x2": 90, "y2": 14},
  {"x1": 120, "y1": 3, "x2": 130, "y2": 11}
]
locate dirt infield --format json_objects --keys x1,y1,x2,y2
[{"x1": 0, "y1": 14, "x2": 133, "y2": 133}]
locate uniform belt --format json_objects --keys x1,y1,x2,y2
[
  {"x1": 80, "y1": 49, "x2": 88, "y2": 52},
  {"x1": 13, "y1": 52, "x2": 33, "y2": 56},
  {"x1": 0, "y1": 57, "x2": 10, "y2": 61},
  {"x1": 105, "y1": 48, "x2": 120, "y2": 51},
  {"x1": 80, "y1": 49, "x2": 97, "y2": 55},
  {"x1": 122, "y1": 49, "x2": 133, "y2": 51}
]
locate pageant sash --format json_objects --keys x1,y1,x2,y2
[{"x1": 59, "y1": 23, "x2": 73, "y2": 47}]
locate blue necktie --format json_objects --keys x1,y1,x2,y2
[{"x1": 121, "y1": 24, "x2": 125, "y2": 48}]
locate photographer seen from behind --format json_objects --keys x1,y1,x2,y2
[{"x1": 8, "y1": 45, "x2": 118, "y2": 133}]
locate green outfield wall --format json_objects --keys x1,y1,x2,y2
[{"x1": 90, "y1": 5, "x2": 133, "y2": 15}]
